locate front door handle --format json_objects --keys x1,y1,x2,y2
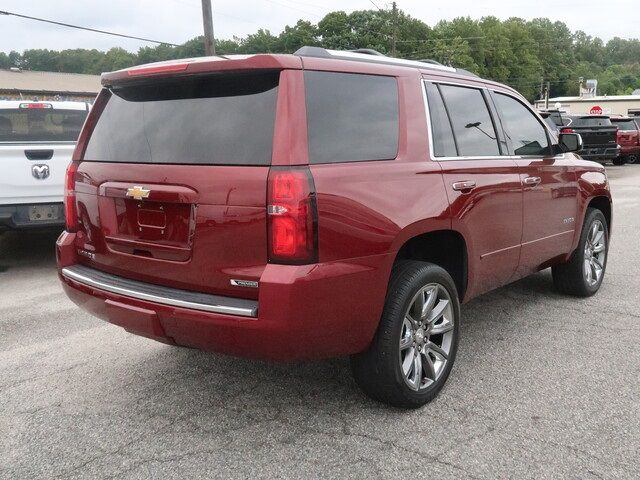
[
  {"x1": 523, "y1": 176, "x2": 542, "y2": 186},
  {"x1": 452, "y1": 180, "x2": 476, "y2": 192}
]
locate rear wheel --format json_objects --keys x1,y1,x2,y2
[
  {"x1": 552, "y1": 208, "x2": 608, "y2": 297},
  {"x1": 351, "y1": 261, "x2": 460, "y2": 408},
  {"x1": 627, "y1": 154, "x2": 639, "y2": 164}
]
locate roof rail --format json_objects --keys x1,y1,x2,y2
[{"x1": 294, "y1": 46, "x2": 475, "y2": 76}]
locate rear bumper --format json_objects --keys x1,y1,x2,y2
[
  {"x1": 0, "y1": 203, "x2": 65, "y2": 230},
  {"x1": 580, "y1": 146, "x2": 620, "y2": 162},
  {"x1": 57, "y1": 231, "x2": 392, "y2": 361},
  {"x1": 618, "y1": 144, "x2": 640, "y2": 156}
]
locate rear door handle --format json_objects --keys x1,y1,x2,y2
[
  {"x1": 452, "y1": 180, "x2": 476, "y2": 192},
  {"x1": 523, "y1": 176, "x2": 542, "y2": 186}
]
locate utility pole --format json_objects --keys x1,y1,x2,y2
[
  {"x1": 539, "y1": 78, "x2": 544, "y2": 100},
  {"x1": 544, "y1": 81, "x2": 550, "y2": 109},
  {"x1": 201, "y1": 0, "x2": 216, "y2": 56},
  {"x1": 391, "y1": 1, "x2": 398, "y2": 57}
]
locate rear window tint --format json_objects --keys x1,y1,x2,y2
[
  {"x1": 304, "y1": 71, "x2": 399, "y2": 164},
  {"x1": 84, "y1": 72, "x2": 279, "y2": 165},
  {"x1": 0, "y1": 108, "x2": 87, "y2": 143},
  {"x1": 438, "y1": 85, "x2": 500, "y2": 156},
  {"x1": 573, "y1": 117, "x2": 612, "y2": 127},
  {"x1": 612, "y1": 120, "x2": 638, "y2": 131}
]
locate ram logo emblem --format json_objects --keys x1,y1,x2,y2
[{"x1": 32, "y1": 164, "x2": 50, "y2": 180}]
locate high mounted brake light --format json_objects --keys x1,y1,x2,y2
[
  {"x1": 127, "y1": 63, "x2": 189, "y2": 76},
  {"x1": 19, "y1": 103, "x2": 52, "y2": 109},
  {"x1": 267, "y1": 167, "x2": 318, "y2": 264}
]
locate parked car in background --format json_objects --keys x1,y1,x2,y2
[
  {"x1": 57, "y1": 48, "x2": 611, "y2": 408},
  {"x1": 561, "y1": 115, "x2": 621, "y2": 165},
  {"x1": 0, "y1": 101, "x2": 89, "y2": 232},
  {"x1": 610, "y1": 116, "x2": 640, "y2": 164},
  {"x1": 539, "y1": 111, "x2": 561, "y2": 136}
]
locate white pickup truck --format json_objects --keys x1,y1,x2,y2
[{"x1": 0, "y1": 100, "x2": 89, "y2": 231}]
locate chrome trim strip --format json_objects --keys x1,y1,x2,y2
[
  {"x1": 62, "y1": 266, "x2": 258, "y2": 318},
  {"x1": 421, "y1": 80, "x2": 566, "y2": 162},
  {"x1": 520, "y1": 230, "x2": 575, "y2": 248}
]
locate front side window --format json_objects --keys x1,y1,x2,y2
[
  {"x1": 438, "y1": 85, "x2": 500, "y2": 156},
  {"x1": 304, "y1": 71, "x2": 399, "y2": 164},
  {"x1": 493, "y1": 93, "x2": 550, "y2": 156}
]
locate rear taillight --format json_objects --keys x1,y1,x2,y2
[
  {"x1": 63, "y1": 88, "x2": 111, "y2": 232},
  {"x1": 560, "y1": 127, "x2": 575, "y2": 134},
  {"x1": 267, "y1": 167, "x2": 318, "y2": 264},
  {"x1": 64, "y1": 161, "x2": 79, "y2": 232}
]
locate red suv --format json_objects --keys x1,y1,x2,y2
[
  {"x1": 611, "y1": 116, "x2": 640, "y2": 164},
  {"x1": 57, "y1": 47, "x2": 612, "y2": 408}
]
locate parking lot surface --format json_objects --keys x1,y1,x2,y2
[{"x1": 1, "y1": 166, "x2": 639, "y2": 479}]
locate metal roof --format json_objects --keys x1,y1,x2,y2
[
  {"x1": 537, "y1": 95, "x2": 640, "y2": 103},
  {"x1": 0, "y1": 69, "x2": 101, "y2": 94}
]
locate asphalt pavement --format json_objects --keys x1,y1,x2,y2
[{"x1": 1, "y1": 166, "x2": 639, "y2": 479}]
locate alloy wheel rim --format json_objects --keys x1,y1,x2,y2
[
  {"x1": 583, "y1": 220, "x2": 606, "y2": 287},
  {"x1": 399, "y1": 283, "x2": 454, "y2": 391}
]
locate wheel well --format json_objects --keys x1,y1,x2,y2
[
  {"x1": 587, "y1": 196, "x2": 611, "y2": 230},
  {"x1": 395, "y1": 230, "x2": 467, "y2": 299}
]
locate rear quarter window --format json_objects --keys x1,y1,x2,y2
[{"x1": 304, "y1": 71, "x2": 399, "y2": 164}]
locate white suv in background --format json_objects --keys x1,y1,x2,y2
[{"x1": 0, "y1": 101, "x2": 89, "y2": 231}]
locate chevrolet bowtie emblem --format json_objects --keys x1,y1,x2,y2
[{"x1": 126, "y1": 185, "x2": 151, "y2": 201}]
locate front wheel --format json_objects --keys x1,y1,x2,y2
[
  {"x1": 552, "y1": 208, "x2": 608, "y2": 296},
  {"x1": 351, "y1": 261, "x2": 460, "y2": 408},
  {"x1": 612, "y1": 157, "x2": 626, "y2": 166}
]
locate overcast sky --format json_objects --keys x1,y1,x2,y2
[{"x1": 0, "y1": 0, "x2": 636, "y2": 53}]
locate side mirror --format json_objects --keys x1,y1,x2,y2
[{"x1": 559, "y1": 133, "x2": 583, "y2": 153}]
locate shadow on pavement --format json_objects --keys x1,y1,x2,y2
[{"x1": 0, "y1": 229, "x2": 62, "y2": 271}]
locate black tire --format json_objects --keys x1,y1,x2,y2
[
  {"x1": 612, "y1": 157, "x2": 626, "y2": 166},
  {"x1": 351, "y1": 261, "x2": 460, "y2": 408},
  {"x1": 627, "y1": 154, "x2": 639, "y2": 165},
  {"x1": 552, "y1": 208, "x2": 609, "y2": 297}
]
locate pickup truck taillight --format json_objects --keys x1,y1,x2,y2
[
  {"x1": 64, "y1": 161, "x2": 79, "y2": 232},
  {"x1": 267, "y1": 167, "x2": 318, "y2": 264},
  {"x1": 560, "y1": 127, "x2": 575, "y2": 134}
]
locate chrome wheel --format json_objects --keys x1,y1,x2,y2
[
  {"x1": 583, "y1": 220, "x2": 606, "y2": 287},
  {"x1": 399, "y1": 283, "x2": 454, "y2": 391}
]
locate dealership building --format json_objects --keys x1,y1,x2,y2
[
  {"x1": 534, "y1": 94, "x2": 640, "y2": 117},
  {"x1": 0, "y1": 68, "x2": 101, "y2": 102}
]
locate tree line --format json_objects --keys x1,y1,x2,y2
[{"x1": 2, "y1": 9, "x2": 639, "y2": 101}]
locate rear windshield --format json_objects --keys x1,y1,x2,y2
[
  {"x1": 84, "y1": 72, "x2": 279, "y2": 165},
  {"x1": 573, "y1": 117, "x2": 612, "y2": 127},
  {"x1": 0, "y1": 108, "x2": 87, "y2": 143},
  {"x1": 611, "y1": 120, "x2": 638, "y2": 131}
]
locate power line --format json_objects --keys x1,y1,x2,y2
[{"x1": 0, "y1": 10, "x2": 179, "y2": 46}]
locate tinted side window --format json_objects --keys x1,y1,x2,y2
[
  {"x1": 439, "y1": 85, "x2": 500, "y2": 156},
  {"x1": 493, "y1": 93, "x2": 550, "y2": 156},
  {"x1": 305, "y1": 71, "x2": 399, "y2": 164},
  {"x1": 424, "y1": 82, "x2": 457, "y2": 157}
]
